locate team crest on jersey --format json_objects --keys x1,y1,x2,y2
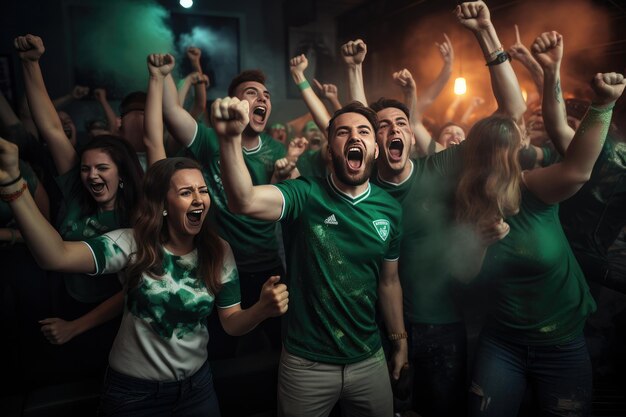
[{"x1": 373, "y1": 219, "x2": 390, "y2": 241}]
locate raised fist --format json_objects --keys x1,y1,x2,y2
[
  {"x1": 211, "y1": 97, "x2": 250, "y2": 138},
  {"x1": 259, "y1": 276, "x2": 289, "y2": 317},
  {"x1": 312, "y1": 79, "x2": 338, "y2": 100},
  {"x1": 531, "y1": 31, "x2": 563, "y2": 71},
  {"x1": 287, "y1": 137, "x2": 309, "y2": 160},
  {"x1": 392, "y1": 69, "x2": 416, "y2": 91},
  {"x1": 436, "y1": 33, "x2": 454, "y2": 65},
  {"x1": 186, "y1": 46, "x2": 201, "y2": 62},
  {"x1": 274, "y1": 158, "x2": 297, "y2": 180},
  {"x1": 341, "y1": 39, "x2": 367, "y2": 66},
  {"x1": 290, "y1": 54, "x2": 308, "y2": 74},
  {"x1": 14, "y1": 34, "x2": 45, "y2": 62},
  {"x1": 455, "y1": 1, "x2": 492, "y2": 32},
  {"x1": 93, "y1": 88, "x2": 107, "y2": 101},
  {"x1": 147, "y1": 53, "x2": 176, "y2": 78},
  {"x1": 590, "y1": 72, "x2": 626, "y2": 106},
  {"x1": 72, "y1": 85, "x2": 89, "y2": 100}
]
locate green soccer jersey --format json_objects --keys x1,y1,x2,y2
[
  {"x1": 372, "y1": 145, "x2": 462, "y2": 324},
  {"x1": 273, "y1": 175, "x2": 402, "y2": 364},
  {"x1": 55, "y1": 168, "x2": 122, "y2": 303},
  {"x1": 477, "y1": 188, "x2": 597, "y2": 345},
  {"x1": 84, "y1": 229, "x2": 240, "y2": 381},
  {"x1": 296, "y1": 149, "x2": 327, "y2": 178},
  {"x1": 188, "y1": 123, "x2": 286, "y2": 272}
]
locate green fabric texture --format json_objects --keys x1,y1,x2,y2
[
  {"x1": 296, "y1": 149, "x2": 327, "y2": 179},
  {"x1": 372, "y1": 145, "x2": 463, "y2": 324},
  {"x1": 274, "y1": 175, "x2": 402, "y2": 364},
  {"x1": 478, "y1": 188, "x2": 597, "y2": 345}
]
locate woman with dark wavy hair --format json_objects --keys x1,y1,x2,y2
[
  {"x1": 0, "y1": 141, "x2": 289, "y2": 416},
  {"x1": 455, "y1": 71, "x2": 625, "y2": 417}
]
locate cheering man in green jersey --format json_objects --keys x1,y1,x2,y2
[{"x1": 213, "y1": 97, "x2": 408, "y2": 417}]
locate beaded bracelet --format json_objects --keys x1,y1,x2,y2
[
  {"x1": 0, "y1": 182, "x2": 27, "y2": 203},
  {"x1": 388, "y1": 331, "x2": 408, "y2": 341}
]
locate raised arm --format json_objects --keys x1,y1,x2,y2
[
  {"x1": 144, "y1": 53, "x2": 175, "y2": 166},
  {"x1": 93, "y1": 88, "x2": 119, "y2": 135},
  {"x1": 53, "y1": 85, "x2": 89, "y2": 110},
  {"x1": 524, "y1": 72, "x2": 625, "y2": 204},
  {"x1": 39, "y1": 290, "x2": 124, "y2": 345},
  {"x1": 289, "y1": 54, "x2": 331, "y2": 136},
  {"x1": 414, "y1": 34, "x2": 454, "y2": 119},
  {"x1": 508, "y1": 24, "x2": 544, "y2": 97},
  {"x1": 456, "y1": 1, "x2": 526, "y2": 122},
  {"x1": 460, "y1": 96, "x2": 485, "y2": 125},
  {"x1": 15, "y1": 35, "x2": 78, "y2": 175},
  {"x1": 186, "y1": 47, "x2": 208, "y2": 120},
  {"x1": 313, "y1": 79, "x2": 342, "y2": 112},
  {"x1": 377, "y1": 260, "x2": 408, "y2": 380},
  {"x1": 532, "y1": 31, "x2": 573, "y2": 155},
  {"x1": 212, "y1": 97, "x2": 284, "y2": 221},
  {"x1": 341, "y1": 39, "x2": 368, "y2": 105},
  {"x1": 393, "y1": 68, "x2": 443, "y2": 155},
  {"x1": 0, "y1": 138, "x2": 94, "y2": 273},
  {"x1": 162, "y1": 69, "x2": 198, "y2": 146}
]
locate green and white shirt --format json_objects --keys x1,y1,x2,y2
[
  {"x1": 84, "y1": 229, "x2": 240, "y2": 381},
  {"x1": 188, "y1": 123, "x2": 286, "y2": 272},
  {"x1": 56, "y1": 168, "x2": 122, "y2": 303},
  {"x1": 273, "y1": 175, "x2": 402, "y2": 364},
  {"x1": 372, "y1": 146, "x2": 463, "y2": 324}
]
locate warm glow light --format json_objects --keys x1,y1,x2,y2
[
  {"x1": 180, "y1": 0, "x2": 193, "y2": 8},
  {"x1": 454, "y1": 77, "x2": 467, "y2": 95},
  {"x1": 521, "y1": 88, "x2": 528, "y2": 102}
]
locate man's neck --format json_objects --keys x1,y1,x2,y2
[
  {"x1": 377, "y1": 160, "x2": 412, "y2": 184},
  {"x1": 241, "y1": 129, "x2": 260, "y2": 150},
  {"x1": 330, "y1": 173, "x2": 369, "y2": 197}
]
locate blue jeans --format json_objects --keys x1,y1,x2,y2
[
  {"x1": 98, "y1": 361, "x2": 221, "y2": 417},
  {"x1": 469, "y1": 332, "x2": 592, "y2": 417},
  {"x1": 408, "y1": 321, "x2": 467, "y2": 417}
]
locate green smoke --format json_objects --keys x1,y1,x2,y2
[{"x1": 71, "y1": 0, "x2": 177, "y2": 97}]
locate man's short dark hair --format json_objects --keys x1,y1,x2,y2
[
  {"x1": 120, "y1": 91, "x2": 146, "y2": 117},
  {"x1": 327, "y1": 101, "x2": 379, "y2": 140},
  {"x1": 369, "y1": 97, "x2": 410, "y2": 120},
  {"x1": 228, "y1": 70, "x2": 266, "y2": 97}
]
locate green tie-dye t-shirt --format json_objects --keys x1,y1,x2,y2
[{"x1": 84, "y1": 229, "x2": 240, "y2": 381}]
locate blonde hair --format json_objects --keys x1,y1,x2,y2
[{"x1": 455, "y1": 115, "x2": 522, "y2": 226}]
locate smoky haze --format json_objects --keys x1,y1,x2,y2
[{"x1": 371, "y1": 0, "x2": 614, "y2": 123}]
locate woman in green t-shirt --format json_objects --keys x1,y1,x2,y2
[{"x1": 454, "y1": 70, "x2": 624, "y2": 417}]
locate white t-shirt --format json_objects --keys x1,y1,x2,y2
[{"x1": 84, "y1": 228, "x2": 240, "y2": 381}]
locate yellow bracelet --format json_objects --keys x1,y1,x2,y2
[{"x1": 388, "y1": 332, "x2": 408, "y2": 341}]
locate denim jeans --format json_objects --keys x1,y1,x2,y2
[
  {"x1": 407, "y1": 321, "x2": 467, "y2": 417},
  {"x1": 98, "y1": 361, "x2": 221, "y2": 417},
  {"x1": 468, "y1": 332, "x2": 592, "y2": 417}
]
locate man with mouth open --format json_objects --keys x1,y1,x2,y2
[
  {"x1": 214, "y1": 98, "x2": 407, "y2": 417},
  {"x1": 161, "y1": 69, "x2": 293, "y2": 355}
]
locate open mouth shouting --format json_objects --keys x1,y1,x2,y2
[
  {"x1": 186, "y1": 208, "x2": 204, "y2": 227},
  {"x1": 252, "y1": 106, "x2": 267, "y2": 124},
  {"x1": 388, "y1": 138, "x2": 404, "y2": 162},
  {"x1": 346, "y1": 143, "x2": 364, "y2": 173},
  {"x1": 89, "y1": 181, "x2": 107, "y2": 195}
]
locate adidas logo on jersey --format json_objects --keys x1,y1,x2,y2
[{"x1": 324, "y1": 214, "x2": 339, "y2": 225}]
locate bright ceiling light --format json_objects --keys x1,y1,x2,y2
[
  {"x1": 454, "y1": 77, "x2": 467, "y2": 95},
  {"x1": 180, "y1": 0, "x2": 193, "y2": 8}
]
